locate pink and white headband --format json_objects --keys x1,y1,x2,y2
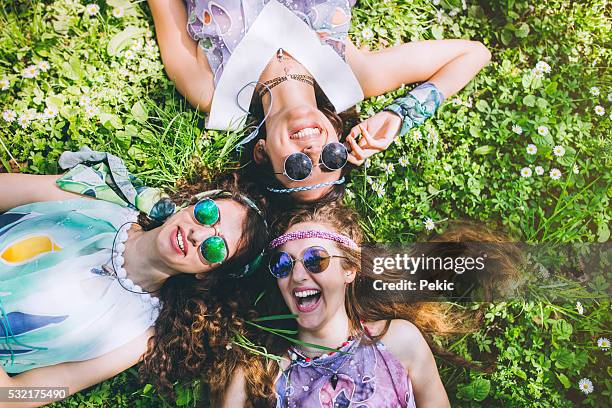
[{"x1": 268, "y1": 230, "x2": 358, "y2": 250}]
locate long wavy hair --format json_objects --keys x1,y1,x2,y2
[
  {"x1": 239, "y1": 81, "x2": 359, "y2": 210},
  {"x1": 220, "y1": 204, "x2": 522, "y2": 406},
  {"x1": 138, "y1": 172, "x2": 269, "y2": 400}
]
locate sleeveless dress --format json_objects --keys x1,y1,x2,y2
[
  {"x1": 275, "y1": 337, "x2": 417, "y2": 408},
  {"x1": 183, "y1": 0, "x2": 363, "y2": 130},
  {"x1": 0, "y1": 199, "x2": 160, "y2": 373}
]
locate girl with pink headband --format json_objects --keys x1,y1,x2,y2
[{"x1": 209, "y1": 204, "x2": 519, "y2": 407}]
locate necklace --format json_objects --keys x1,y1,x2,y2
[{"x1": 257, "y1": 48, "x2": 315, "y2": 98}]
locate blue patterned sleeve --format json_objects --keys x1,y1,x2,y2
[{"x1": 383, "y1": 82, "x2": 445, "y2": 138}]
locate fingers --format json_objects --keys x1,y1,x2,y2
[
  {"x1": 359, "y1": 125, "x2": 387, "y2": 149},
  {"x1": 346, "y1": 136, "x2": 366, "y2": 166}
]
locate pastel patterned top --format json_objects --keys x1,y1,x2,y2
[
  {"x1": 183, "y1": 0, "x2": 364, "y2": 130},
  {"x1": 0, "y1": 199, "x2": 160, "y2": 373},
  {"x1": 275, "y1": 336, "x2": 416, "y2": 408}
]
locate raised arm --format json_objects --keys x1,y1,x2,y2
[
  {"x1": 346, "y1": 38, "x2": 491, "y2": 99},
  {"x1": 146, "y1": 0, "x2": 215, "y2": 111},
  {"x1": 0, "y1": 329, "x2": 151, "y2": 408},
  {"x1": 220, "y1": 367, "x2": 248, "y2": 408},
  {"x1": 0, "y1": 174, "x2": 76, "y2": 212}
]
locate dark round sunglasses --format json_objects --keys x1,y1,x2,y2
[
  {"x1": 192, "y1": 198, "x2": 229, "y2": 264},
  {"x1": 275, "y1": 142, "x2": 348, "y2": 181},
  {"x1": 268, "y1": 246, "x2": 348, "y2": 279}
]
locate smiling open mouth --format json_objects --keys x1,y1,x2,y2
[
  {"x1": 172, "y1": 226, "x2": 186, "y2": 256},
  {"x1": 294, "y1": 289, "x2": 322, "y2": 312},
  {"x1": 290, "y1": 126, "x2": 322, "y2": 140}
]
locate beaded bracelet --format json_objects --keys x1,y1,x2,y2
[{"x1": 383, "y1": 82, "x2": 445, "y2": 138}]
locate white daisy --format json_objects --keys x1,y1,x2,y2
[
  {"x1": 79, "y1": 95, "x2": 92, "y2": 106},
  {"x1": 535, "y1": 166, "x2": 544, "y2": 175},
  {"x1": 399, "y1": 156, "x2": 409, "y2": 167},
  {"x1": 553, "y1": 145, "x2": 565, "y2": 157},
  {"x1": 526, "y1": 144, "x2": 537, "y2": 155},
  {"x1": 84, "y1": 104, "x2": 99, "y2": 117},
  {"x1": 123, "y1": 49, "x2": 135, "y2": 60},
  {"x1": 383, "y1": 162, "x2": 395, "y2": 173},
  {"x1": 607, "y1": 92, "x2": 612, "y2": 102},
  {"x1": 578, "y1": 378, "x2": 593, "y2": 395},
  {"x1": 452, "y1": 97, "x2": 462, "y2": 106},
  {"x1": 512, "y1": 124, "x2": 523, "y2": 135},
  {"x1": 597, "y1": 337, "x2": 610, "y2": 350},
  {"x1": 535, "y1": 61, "x2": 551, "y2": 74},
  {"x1": 85, "y1": 4, "x2": 100, "y2": 16},
  {"x1": 464, "y1": 98, "x2": 473, "y2": 108},
  {"x1": 433, "y1": 0, "x2": 440, "y2": 5},
  {"x1": 112, "y1": 6, "x2": 125, "y2": 18},
  {"x1": 17, "y1": 115, "x2": 29, "y2": 128},
  {"x1": 413, "y1": 129, "x2": 423, "y2": 140},
  {"x1": 589, "y1": 86, "x2": 600, "y2": 96},
  {"x1": 549, "y1": 168, "x2": 562, "y2": 180},
  {"x1": 131, "y1": 39, "x2": 144, "y2": 52},
  {"x1": 0, "y1": 78, "x2": 9, "y2": 90},
  {"x1": 594, "y1": 105, "x2": 605, "y2": 116},
  {"x1": 22, "y1": 65, "x2": 38, "y2": 79},
  {"x1": 576, "y1": 301, "x2": 584, "y2": 315},
  {"x1": 572, "y1": 164, "x2": 579, "y2": 174},
  {"x1": 532, "y1": 67, "x2": 544, "y2": 79},
  {"x1": 449, "y1": 8, "x2": 459, "y2": 17},
  {"x1": 520, "y1": 167, "x2": 532, "y2": 178},
  {"x1": 2, "y1": 109, "x2": 16, "y2": 122},
  {"x1": 37, "y1": 60, "x2": 50, "y2": 72},
  {"x1": 43, "y1": 106, "x2": 58, "y2": 119},
  {"x1": 537, "y1": 125, "x2": 549, "y2": 136},
  {"x1": 361, "y1": 28, "x2": 374, "y2": 40},
  {"x1": 424, "y1": 218, "x2": 435, "y2": 231}
]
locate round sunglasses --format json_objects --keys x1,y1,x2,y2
[
  {"x1": 268, "y1": 246, "x2": 348, "y2": 279},
  {"x1": 192, "y1": 198, "x2": 229, "y2": 264},
  {"x1": 275, "y1": 142, "x2": 348, "y2": 181}
]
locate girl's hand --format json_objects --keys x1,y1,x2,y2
[{"x1": 345, "y1": 111, "x2": 402, "y2": 165}]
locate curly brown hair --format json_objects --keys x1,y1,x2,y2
[
  {"x1": 225, "y1": 203, "x2": 523, "y2": 405},
  {"x1": 137, "y1": 172, "x2": 270, "y2": 400}
]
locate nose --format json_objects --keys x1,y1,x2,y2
[
  {"x1": 290, "y1": 260, "x2": 309, "y2": 283},
  {"x1": 302, "y1": 144, "x2": 322, "y2": 164},
  {"x1": 188, "y1": 225, "x2": 215, "y2": 247}
]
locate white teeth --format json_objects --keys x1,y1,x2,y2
[
  {"x1": 293, "y1": 127, "x2": 320, "y2": 139},
  {"x1": 177, "y1": 230, "x2": 185, "y2": 253},
  {"x1": 295, "y1": 289, "x2": 320, "y2": 298}
]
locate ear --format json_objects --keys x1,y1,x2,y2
[
  {"x1": 344, "y1": 268, "x2": 357, "y2": 284},
  {"x1": 253, "y1": 139, "x2": 267, "y2": 164}
]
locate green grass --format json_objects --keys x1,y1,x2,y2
[{"x1": 0, "y1": 0, "x2": 610, "y2": 406}]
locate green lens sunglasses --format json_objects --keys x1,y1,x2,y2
[{"x1": 192, "y1": 198, "x2": 230, "y2": 264}]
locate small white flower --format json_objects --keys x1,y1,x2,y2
[
  {"x1": 25, "y1": 109, "x2": 36, "y2": 121},
  {"x1": 131, "y1": 39, "x2": 144, "y2": 52},
  {"x1": 118, "y1": 67, "x2": 130, "y2": 77},
  {"x1": 22, "y1": 65, "x2": 38, "y2": 79},
  {"x1": 383, "y1": 162, "x2": 395, "y2": 173},
  {"x1": 535, "y1": 61, "x2": 551, "y2": 74},
  {"x1": 37, "y1": 60, "x2": 50, "y2": 72},
  {"x1": 553, "y1": 145, "x2": 565, "y2": 157},
  {"x1": 123, "y1": 49, "x2": 135, "y2": 60},
  {"x1": 512, "y1": 124, "x2": 523, "y2": 135},
  {"x1": 84, "y1": 104, "x2": 99, "y2": 117},
  {"x1": 361, "y1": 28, "x2": 374, "y2": 40},
  {"x1": 597, "y1": 337, "x2": 610, "y2": 350},
  {"x1": 433, "y1": 0, "x2": 440, "y2": 5},
  {"x1": 413, "y1": 129, "x2": 423, "y2": 140},
  {"x1": 366, "y1": 176, "x2": 374, "y2": 185},
  {"x1": 112, "y1": 6, "x2": 125, "y2": 18},
  {"x1": 607, "y1": 92, "x2": 612, "y2": 102},
  {"x1": 436, "y1": 10, "x2": 444, "y2": 23},
  {"x1": 17, "y1": 114, "x2": 29, "y2": 128},
  {"x1": 452, "y1": 97, "x2": 462, "y2": 106},
  {"x1": 578, "y1": 378, "x2": 593, "y2": 395},
  {"x1": 526, "y1": 144, "x2": 537, "y2": 155},
  {"x1": 85, "y1": 4, "x2": 100, "y2": 16},
  {"x1": 449, "y1": 8, "x2": 459, "y2": 17},
  {"x1": 537, "y1": 125, "x2": 549, "y2": 136},
  {"x1": 532, "y1": 67, "x2": 544, "y2": 79},
  {"x1": 549, "y1": 168, "x2": 562, "y2": 180},
  {"x1": 424, "y1": 218, "x2": 435, "y2": 231},
  {"x1": 589, "y1": 86, "x2": 600, "y2": 96},
  {"x1": 0, "y1": 78, "x2": 9, "y2": 90},
  {"x1": 2, "y1": 109, "x2": 16, "y2": 122},
  {"x1": 399, "y1": 156, "x2": 409, "y2": 167},
  {"x1": 520, "y1": 167, "x2": 532, "y2": 178},
  {"x1": 43, "y1": 106, "x2": 58, "y2": 119},
  {"x1": 576, "y1": 301, "x2": 584, "y2": 315},
  {"x1": 594, "y1": 105, "x2": 605, "y2": 116},
  {"x1": 535, "y1": 166, "x2": 544, "y2": 175},
  {"x1": 345, "y1": 189, "x2": 355, "y2": 199},
  {"x1": 79, "y1": 95, "x2": 92, "y2": 106},
  {"x1": 225, "y1": 343, "x2": 232, "y2": 350},
  {"x1": 464, "y1": 98, "x2": 473, "y2": 108},
  {"x1": 572, "y1": 164, "x2": 579, "y2": 174}
]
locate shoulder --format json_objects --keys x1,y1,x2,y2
[{"x1": 366, "y1": 319, "x2": 430, "y2": 369}]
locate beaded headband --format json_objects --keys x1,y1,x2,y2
[
  {"x1": 268, "y1": 230, "x2": 358, "y2": 250},
  {"x1": 266, "y1": 177, "x2": 345, "y2": 194}
]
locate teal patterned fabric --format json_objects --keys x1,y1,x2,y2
[
  {"x1": 384, "y1": 82, "x2": 445, "y2": 137},
  {"x1": 56, "y1": 147, "x2": 176, "y2": 221},
  {"x1": 0, "y1": 199, "x2": 160, "y2": 373}
]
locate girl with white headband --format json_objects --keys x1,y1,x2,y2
[
  {"x1": 147, "y1": 0, "x2": 491, "y2": 204},
  {"x1": 210, "y1": 205, "x2": 519, "y2": 407}
]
